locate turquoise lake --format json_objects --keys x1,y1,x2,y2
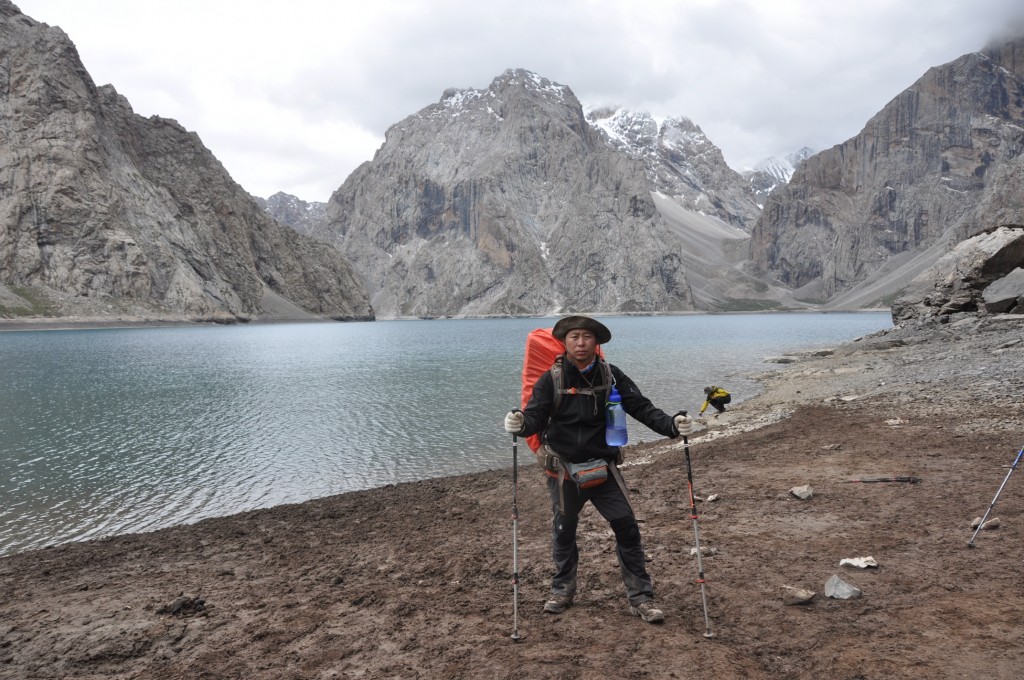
[{"x1": 0, "y1": 312, "x2": 892, "y2": 555}]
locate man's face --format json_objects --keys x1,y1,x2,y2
[{"x1": 564, "y1": 329, "x2": 598, "y2": 368}]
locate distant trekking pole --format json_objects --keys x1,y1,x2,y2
[
  {"x1": 681, "y1": 411, "x2": 714, "y2": 638},
  {"x1": 510, "y1": 427, "x2": 524, "y2": 641},
  {"x1": 968, "y1": 444, "x2": 1024, "y2": 548}
]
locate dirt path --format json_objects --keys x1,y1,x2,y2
[{"x1": 2, "y1": 314, "x2": 1023, "y2": 679}]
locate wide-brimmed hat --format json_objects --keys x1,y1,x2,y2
[{"x1": 551, "y1": 315, "x2": 611, "y2": 344}]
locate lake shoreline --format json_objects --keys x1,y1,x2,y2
[{"x1": 0, "y1": 308, "x2": 892, "y2": 332}]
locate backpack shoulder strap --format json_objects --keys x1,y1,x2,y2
[
  {"x1": 599, "y1": 359, "x2": 614, "y2": 392},
  {"x1": 550, "y1": 355, "x2": 565, "y2": 413},
  {"x1": 551, "y1": 356, "x2": 614, "y2": 408}
]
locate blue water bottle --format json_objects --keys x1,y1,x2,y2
[{"x1": 606, "y1": 385, "x2": 628, "y2": 446}]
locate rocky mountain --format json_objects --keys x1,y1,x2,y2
[
  {"x1": 311, "y1": 69, "x2": 700, "y2": 319},
  {"x1": 742, "y1": 147, "x2": 815, "y2": 207},
  {"x1": 255, "y1": 192, "x2": 327, "y2": 237},
  {"x1": 12, "y1": 0, "x2": 1020, "y2": 325},
  {"x1": 749, "y1": 37, "x2": 1024, "y2": 308},
  {"x1": 0, "y1": 2, "x2": 372, "y2": 323},
  {"x1": 585, "y1": 108, "x2": 762, "y2": 229}
]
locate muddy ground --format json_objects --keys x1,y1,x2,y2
[{"x1": 2, "y1": 313, "x2": 1023, "y2": 679}]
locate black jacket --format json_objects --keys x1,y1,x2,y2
[{"x1": 521, "y1": 357, "x2": 678, "y2": 464}]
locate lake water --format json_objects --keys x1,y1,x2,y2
[{"x1": 0, "y1": 313, "x2": 891, "y2": 556}]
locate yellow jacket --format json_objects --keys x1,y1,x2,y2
[{"x1": 700, "y1": 387, "x2": 730, "y2": 414}]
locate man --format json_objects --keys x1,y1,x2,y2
[
  {"x1": 504, "y1": 315, "x2": 693, "y2": 624},
  {"x1": 699, "y1": 385, "x2": 731, "y2": 418}
]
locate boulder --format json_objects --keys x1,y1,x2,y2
[
  {"x1": 982, "y1": 268, "x2": 1024, "y2": 313},
  {"x1": 892, "y1": 226, "x2": 1024, "y2": 322}
]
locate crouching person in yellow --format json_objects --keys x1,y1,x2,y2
[{"x1": 700, "y1": 386, "x2": 731, "y2": 417}]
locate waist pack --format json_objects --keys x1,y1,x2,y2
[
  {"x1": 566, "y1": 458, "x2": 608, "y2": 489},
  {"x1": 542, "y1": 446, "x2": 628, "y2": 514}
]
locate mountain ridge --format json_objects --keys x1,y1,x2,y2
[
  {"x1": 6, "y1": 0, "x2": 1023, "y2": 325},
  {"x1": 0, "y1": 1, "x2": 373, "y2": 323}
]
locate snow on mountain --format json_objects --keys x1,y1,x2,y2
[
  {"x1": 585, "y1": 106, "x2": 761, "y2": 228},
  {"x1": 743, "y1": 147, "x2": 816, "y2": 207}
]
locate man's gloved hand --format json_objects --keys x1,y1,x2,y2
[
  {"x1": 674, "y1": 412, "x2": 694, "y2": 436},
  {"x1": 504, "y1": 410, "x2": 525, "y2": 434}
]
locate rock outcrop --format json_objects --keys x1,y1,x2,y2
[
  {"x1": 313, "y1": 69, "x2": 695, "y2": 319},
  {"x1": 891, "y1": 225, "x2": 1024, "y2": 321},
  {"x1": 750, "y1": 37, "x2": 1024, "y2": 304},
  {"x1": 0, "y1": 2, "x2": 372, "y2": 322}
]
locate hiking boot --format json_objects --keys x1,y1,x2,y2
[
  {"x1": 543, "y1": 593, "x2": 574, "y2": 614},
  {"x1": 629, "y1": 600, "x2": 665, "y2": 623}
]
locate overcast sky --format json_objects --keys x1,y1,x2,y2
[{"x1": 16, "y1": 0, "x2": 1024, "y2": 203}]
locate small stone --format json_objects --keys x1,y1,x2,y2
[
  {"x1": 839, "y1": 556, "x2": 878, "y2": 569},
  {"x1": 970, "y1": 517, "x2": 999, "y2": 529},
  {"x1": 781, "y1": 586, "x2": 816, "y2": 605},
  {"x1": 825, "y1": 575, "x2": 862, "y2": 599},
  {"x1": 690, "y1": 546, "x2": 717, "y2": 557},
  {"x1": 790, "y1": 485, "x2": 814, "y2": 500}
]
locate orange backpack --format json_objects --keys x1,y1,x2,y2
[{"x1": 519, "y1": 328, "x2": 608, "y2": 453}]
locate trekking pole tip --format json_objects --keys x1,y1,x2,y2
[
  {"x1": 703, "y1": 631, "x2": 715, "y2": 639},
  {"x1": 510, "y1": 631, "x2": 524, "y2": 642}
]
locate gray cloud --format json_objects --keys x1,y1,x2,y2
[{"x1": 15, "y1": 0, "x2": 1024, "y2": 201}]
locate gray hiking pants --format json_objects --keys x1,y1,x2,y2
[{"x1": 546, "y1": 474, "x2": 654, "y2": 606}]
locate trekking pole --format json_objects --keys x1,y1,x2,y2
[
  {"x1": 968, "y1": 444, "x2": 1024, "y2": 548},
  {"x1": 510, "y1": 431, "x2": 524, "y2": 641},
  {"x1": 844, "y1": 476, "x2": 922, "y2": 484},
  {"x1": 681, "y1": 412, "x2": 714, "y2": 638}
]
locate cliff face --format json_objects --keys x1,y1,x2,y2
[
  {"x1": 0, "y1": 2, "x2": 372, "y2": 322},
  {"x1": 749, "y1": 37, "x2": 1024, "y2": 301},
  {"x1": 313, "y1": 70, "x2": 695, "y2": 319}
]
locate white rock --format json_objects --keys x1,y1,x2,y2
[
  {"x1": 781, "y1": 586, "x2": 816, "y2": 605},
  {"x1": 839, "y1": 556, "x2": 878, "y2": 569},
  {"x1": 825, "y1": 575, "x2": 862, "y2": 599},
  {"x1": 971, "y1": 516, "x2": 1001, "y2": 530},
  {"x1": 790, "y1": 484, "x2": 814, "y2": 500}
]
